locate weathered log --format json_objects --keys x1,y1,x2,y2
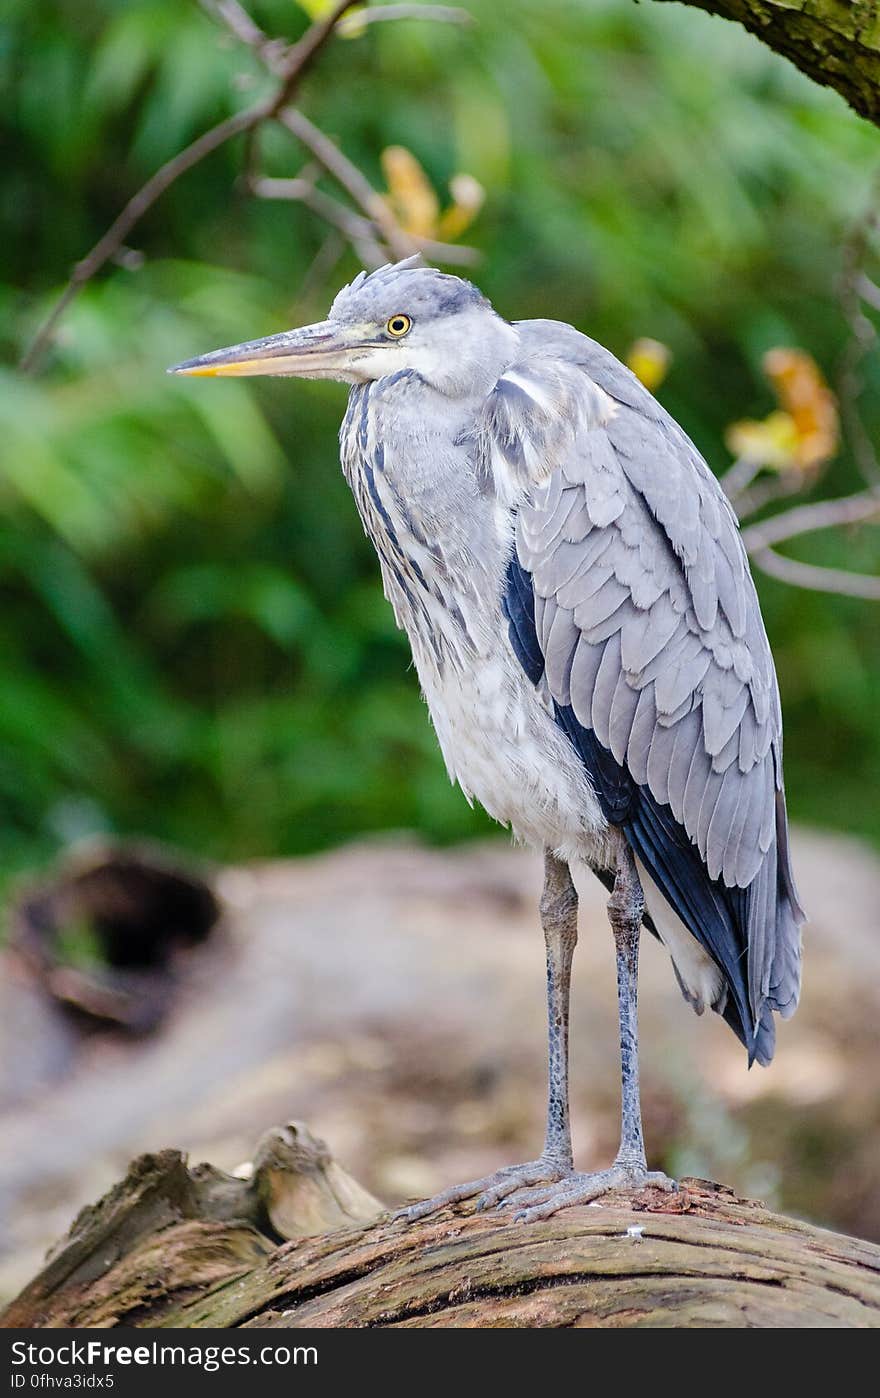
[{"x1": 4, "y1": 1127, "x2": 879, "y2": 1329}]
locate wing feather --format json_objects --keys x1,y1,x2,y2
[
  {"x1": 556, "y1": 561, "x2": 616, "y2": 610},
  {"x1": 485, "y1": 323, "x2": 803, "y2": 1061},
  {"x1": 544, "y1": 603, "x2": 579, "y2": 703},
  {"x1": 608, "y1": 666, "x2": 642, "y2": 764},
  {"x1": 646, "y1": 720, "x2": 678, "y2": 806},
  {"x1": 620, "y1": 595, "x2": 680, "y2": 674},
  {"x1": 573, "y1": 575, "x2": 630, "y2": 628},
  {"x1": 569, "y1": 635, "x2": 606, "y2": 729},
  {"x1": 626, "y1": 683, "x2": 659, "y2": 786},
  {"x1": 591, "y1": 632, "x2": 623, "y2": 747}
]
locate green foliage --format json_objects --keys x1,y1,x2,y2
[{"x1": 2, "y1": 0, "x2": 880, "y2": 883}]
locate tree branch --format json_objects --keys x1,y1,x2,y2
[
  {"x1": 21, "y1": 0, "x2": 476, "y2": 373},
  {"x1": 719, "y1": 454, "x2": 762, "y2": 503},
  {"x1": 740, "y1": 489, "x2": 880, "y2": 598},
  {"x1": 651, "y1": 0, "x2": 880, "y2": 128},
  {"x1": 740, "y1": 489, "x2": 880, "y2": 553},
  {"x1": 20, "y1": 0, "x2": 359, "y2": 373},
  {"x1": 733, "y1": 472, "x2": 812, "y2": 522},
  {"x1": 250, "y1": 151, "x2": 475, "y2": 268},
  {"x1": 267, "y1": 0, "x2": 360, "y2": 109},
  {"x1": 750, "y1": 547, "x2": 880, "y2": 600},
  {"x1": 199, "y1": 0, "x2": 280, "y2": 63},
  {"x1": 20, "y1": 105, "x2": 262, "y2": 374},
  {"x1": 277, "y1": 107, "x2": 416, "y2": 261},
  {"x1": 250, "y1": 176, "x2": 389, "y2": 269}
]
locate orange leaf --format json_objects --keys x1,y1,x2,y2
[
  {"x1": 380, "y1": 147, "x2": 439, "y2": 239},
  {"x1": 761, "y1": 348, "x2": 838, "y2": 470},
  {"x1": 725, "y1": 411, "x2": 800, "y2": 470}
]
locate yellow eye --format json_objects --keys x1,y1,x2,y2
[{"x1": 386, "y1": 314, "x2": 412, "y2": 337}]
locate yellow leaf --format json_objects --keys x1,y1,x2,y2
[
  {"x1": 293, "y1": 0, "x2": 337, "y2": 18},
  {"x1": 381, "y1": 146, "x2": 440, "y2": 238},
  {"x1": 626, "y1": 338, "x2": 672, "y2": 392},
  {"x1": 725, "y1": 411, "x2": 800, "y2": 470},
  {"x1": 296, "y1": 1, "x2": 366, "y2": 35}
]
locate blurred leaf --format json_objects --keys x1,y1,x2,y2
[
  {"x1": 381, "y1": 146, "x2": 441, "y2": 237},
  {"x1": 726, "y1": 409, "x2": 801, "y2": 470},
  {"x1": 295, "y1": 0, "x2": 365, "y2": 26},
  {"x1": 381, "y1": 146, "x2": 483, "y2": 241},
  {"x1": 148, "y1": 562, "x2": 319, "y2": 648},
  {"x1": 763, "y1": 348, "x2": 839, "y2": 469},
  {"x1": 726, "y1": 348, "x2": 838, "y2": 471},
  {"x1": 626, "y1": 337, "x2": 672, "y2": 392}
]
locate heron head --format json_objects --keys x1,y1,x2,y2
[{"x1": 168, "y1": 257, "x2": 517, "y2": 397}]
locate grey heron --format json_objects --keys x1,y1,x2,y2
[{"x1": 170, "y1": 258, "x2": 804, "y2": 1223}]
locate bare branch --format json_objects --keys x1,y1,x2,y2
[
  {"x1": 410, "y1": 235, "x2": 480, "y2": 267},
  {"x1": 277, "y1": 107, "x2": 416, "y2": 261},
  {"x1": 719, "y1": 455, "x2": 762, "y2": 503},
  {"x1": 269, "y1": 1, "x2": 360, "y2": 106},
  {"x1": 20, "y1": 105, "x2": 262, "y2": 374},
  {"x1": 750, "y1": 547, "x2": 880, "y2": 600},
  {"x1": 20, "y1": 0, "x2": 359, "y2": 373},
  {"x1": 21, "y1": 0, "x2": 481, "y2": 372},
  {"x1": 251, "y1": 176, "x2": 388, "y2": 268},
  {"x1": 254, "y1": 175, "x2": 386, "y2": 237},
  {"x1": 733, "y1": 472, "x2": 811, "y2": 522},
  {"x1": 252, "y1": 172, "x2": 479, "y2": 266},
  {"x1": 740, "y1": 489, "x2": 880, "y2": 554},
  {"x1": 199, "y1": 0, "x2": 275, "y2": 58},
  {"x1": 211, "y1": 2, "x2": 480, "y2": 266}
]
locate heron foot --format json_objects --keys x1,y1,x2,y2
[
  {"x1": 499, "y1": 1160, "x2": 677, "y2": 1223},
  {"x1": 394, "y1": 1154, "x2": 573, "y2": 1223}
]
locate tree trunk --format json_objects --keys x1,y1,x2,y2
[
  {"x1": 655, "y1": 0, "x2": 880, "y2": 126},
  {"x1": 4, "y1": 1128, "x2": 880, "y2": 1329}
]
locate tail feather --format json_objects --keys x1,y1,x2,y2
[{"x1": 566, "y1": 701, "x2": 804, "y2": 1066}]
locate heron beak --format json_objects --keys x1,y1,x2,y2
[{"x1": 167, "y1": 320, "x2": 366, "y2": 378}]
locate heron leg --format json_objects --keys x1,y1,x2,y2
[
  {"x1": 538, "y1": 849, "x2": 578, "y2": 1168},
  {"x1": 395, "y1": 851, "x2": 578, "y2": 1223},
  {"x1": 496, "y1": 835, "x2": 676, "y2": 1223},
  {"x1": 609, "y1": 836, "x2": 647, "y2": 1169}
]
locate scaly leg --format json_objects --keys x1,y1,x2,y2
[
  {"x1": 397, "y1": 850, "x2": 579, "y2": 1221},
  {"x1": 498, "y1": 835, "x2": 675, "y2": 1222}
]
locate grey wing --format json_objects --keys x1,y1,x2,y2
[{"x1": 485, "y1": 326, "x2": 804, "y2": 1063}]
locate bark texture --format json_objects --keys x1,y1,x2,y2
[
  {"x1": 4, "y1": 1137, "x2": 880, "y2": 1329},
  {"x1": 655, "y1": 0, "x2": 880, "y2": 125}
]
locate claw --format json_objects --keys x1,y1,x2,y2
[
  {"x1": 394, "y1": 1157, "x2": 572, "y2": 1223},
  {"x1": 506, "y1": 1163, "x2": 678, "y2": 1223},
  {"x1": 646, "y1": 1171, "x2": 678, "y2": 1193},
  {"x1": 396, "y1": 1160, "x2": 677, "y2": 1225}
]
